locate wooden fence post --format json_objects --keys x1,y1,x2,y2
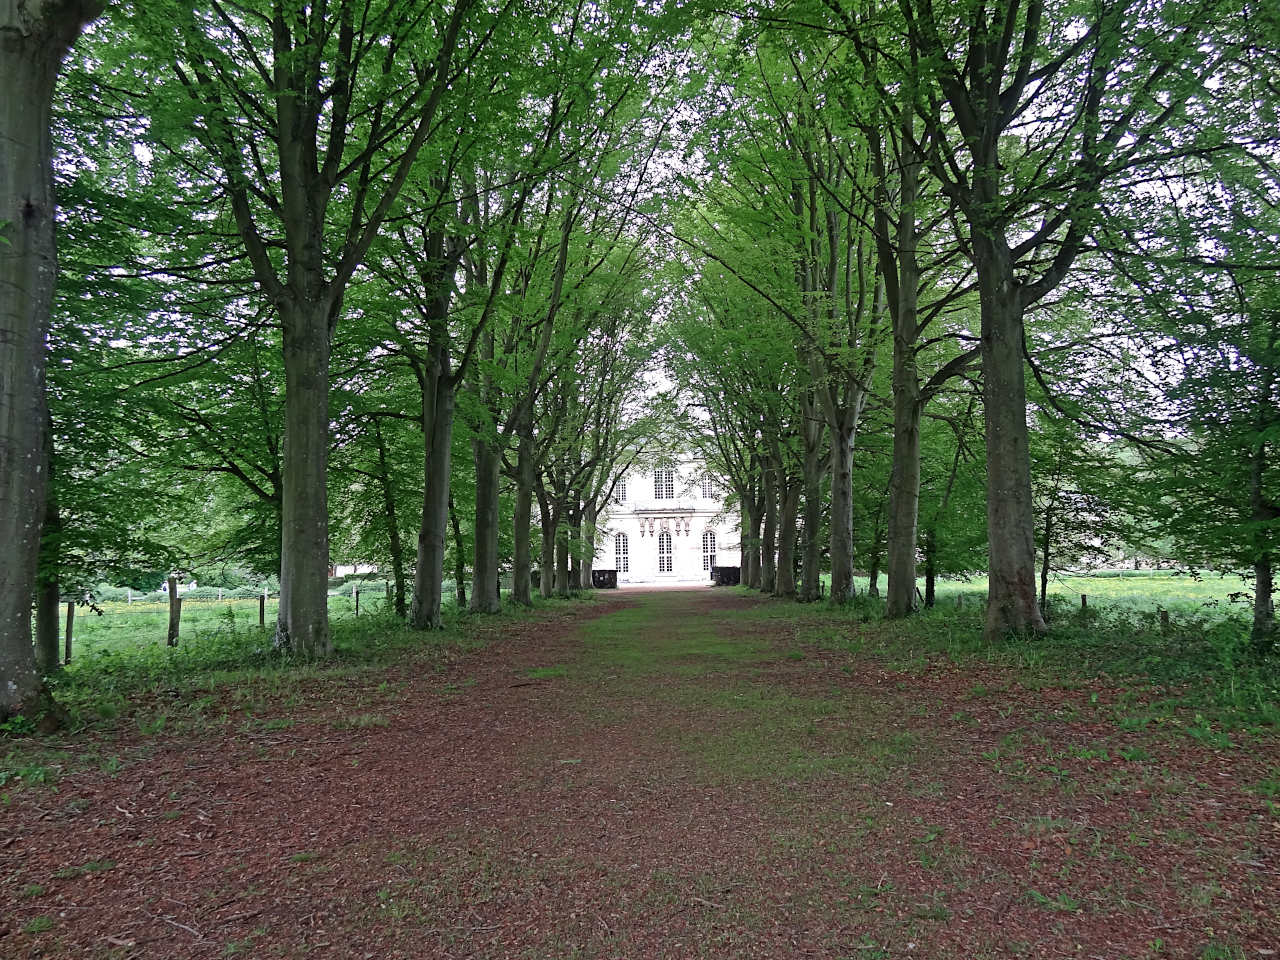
[
  {"x1": 167, "y1": 576, "x2": 181, "y2": 646},
  {"x1": 64, "y1": 602, "x2": 74, "y2": 664},
  {"x1": 1081, "y1": 594, "x2": 1088, "y2": 610},
  {"x1": 1160, "y1": 609, "x2": 1170, "y2": 632},
  {"x1": 354, "y1": 586, "x2": 360, "y2": 617},
  {"x1": 259, "y1": 592, "x2": 266, "y2": 627}
]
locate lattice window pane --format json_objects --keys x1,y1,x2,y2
[
  {"x1": 615, "y1": 532, "x2": 629, "y2": 573},
  {"x1": 658, "y1": 531, "x2": 672, "y2": 573}
]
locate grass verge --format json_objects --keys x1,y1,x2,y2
[
  {"x1": 1, "y1": 591, "x2": 592, "y2": 788},
  {"x1": 726, "y1": 583, "x2": 1278, "y2": 733}
]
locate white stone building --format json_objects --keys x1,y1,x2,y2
[{"x1": 594, "y1": 461, "x2": 740, "y2": 585}]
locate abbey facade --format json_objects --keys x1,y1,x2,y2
[{"x1": 594, "y1": 461, "x2": 740, "y2": 584}]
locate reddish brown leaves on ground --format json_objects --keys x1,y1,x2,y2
[{"x1": 2, "y1": 590, "x2": 1277, "y2": 959}]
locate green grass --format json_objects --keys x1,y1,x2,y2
[
  {"x1": 1, "y1": 591, "x2": 576, "y2": 790},
  {"x1": 732, "y1": 572, "x2": 1275, "y2": 731},
  {"x1": 54, "y1": 591, "x2": 421, "y2": 665},
  {"x1": 1027, "y1": 888, "x2": 1082, "y2": 912},
  {"x1": 27, "y1": 593, "x2": 503, "y2": 733},
  {"x1": 827, "y1": 570, "x2": 1250, "y2": 617},
  {"x1": 941, "y1": 571, "x2": 1255, "y2": 624},
  {"x1": 577, "y1": 594, "x2": 773, "y2": 674},
  {"x1": 660, "y1": 681, "x2": 921, "y2": 782},
  {"x1": 332, "y1": 712, "x2": 391, "y2": 730},
  {"x1": 52, "y1": 859, "x2": 115, "y2": 879},
  {"x1": 570, "y1": 593, "x2": 931, "y2": 783},
  {"x1": 525, "y1": 664, "x2": 569, "y2": 679}
]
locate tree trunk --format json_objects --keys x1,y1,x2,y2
[
  {"x1": 923, "y1": 397, "x2": 971, "y2": 612},
  {"x1": 166, "y1": 576, "x2": 181, "y2": 646},
  {"x1": 373, "y1": 419, "x2": 406, "y2": 617},
  {"x1": 740, "y1": 500, "x2": 759, "y2": 589},
  {"x1": 512, "y1": 433, "x2": 534, "y2": 606},
  {"x1": 1255, "y1": 555, "x2": 1276, "y2": 654},
  {"x1": 555, "y1": 521, "x2": 570, "y2": 598},
  {"x1": 449, "y1": 495, "x2": 467, "y2": 608},
  {"x1": 977, "y1": 240, "x2": 1046, "y2": 639},
  {"x1": 829, "y1": 423, "x2": 856, "y2": 603},
  {"x1": 923, "y1": 527, "x2": 937, "y2": 607},
  {"x1": 276, "y1": 307, "x2": 333, "y2": 656},
  {"x1": 568, "y1": 506, "x2": 582, "y2": 590},
  {"x1": 409, "y1": 366, "x2": 454, "y2": 630},
  {"x1": 775, "y1": 480, "x2": 800, "y2": 599},
  {"x1": 469, "y1": 436, "x2": 501, "y2": 613},
  {"x1": 0, "y1": 3, "x2": 98, "y2": 719},
  {"x1": 1251, "y1": 428, "x2": 1276, "y2": 653},
  {"x1": 1038, "y1": 510, "x2": 1053, "y2": 622},
  {"x1": 800, "y1": 408, "x2": 824, "y2": 602},
  {"x1": 885, "y1": 384, "x2": 922, "y2": 616},
  {"x1": 800, "y1": 469, "x2": 822, "y2": 601},
  {"x1": 866, "y1": 483, "x2": 889, "y2": 600},
  {"x1": 867, "y1": 546, "x2": 882, "y2": 599},
  {"x1": 536, "y1": 485, "x2": 556, "y2": 599},
  {"x1": 34, "y1": 473, "x2": 61, "y2": 675},
  {"x1": 35, "y1": 571, "x2": 60, "y2": 674},
  {"x1": 581, "y1": 500, "x2": 597, "y2": 591},
  {"x1": 760, "y1": 463, "x2": 778, "y2": 594},
  {"x1": 882, "y1": 109, "x2": 923, "y2": 619}
]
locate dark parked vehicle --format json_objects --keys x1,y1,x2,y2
[{"x1": 711, "y1": 566, "x2": 740, "y2": 586}]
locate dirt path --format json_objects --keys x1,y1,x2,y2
[{"x1": 3, "y1": 589, "x2": 1277, "y2": 959}]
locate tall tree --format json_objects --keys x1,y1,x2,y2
[
  {"x1": 130, "y1": 0, "x2": 500, "y2": 655},
  {"x1": 885, "y1": 0, "x2": 1239, "y2": 638},
  {"x1": 674, "y1": 34, "x2": 890, "y2": 603},
  {"x1": 0, "y1": 0, "x2": 101, "y2": 719},
  {"x1": 1099, "y1": 177, "x2": 1280, "y2": 651}
]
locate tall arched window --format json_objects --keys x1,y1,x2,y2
[
  {"x1": 654, "y1": 467, "x2": 674, "y2": 499},
  {"x1": 615, "y1": 532, "x2": 629, "y2": 573},
  {"x1": 615, "y1": 478, "x2": 627, "y2": 504},
  {"x1": 701, "y1": 474, "x2": 716, "y2": 499},
  {"x1": 702, "y1": 530, "x2": 716, "y2": 570},
  {"x1": 658, "y1": 531, "x2": 673, "y2": 572}
]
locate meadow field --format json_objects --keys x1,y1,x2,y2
[
  {"x1": 61, "y1": 591, "x2": 385, "y2": 663},
  {"x1": 924, "y1": 570, "x2": 1248, "y2": 617},
  {"x1": 60, "y1": 570, "x2": 1251, "y2": 666}
]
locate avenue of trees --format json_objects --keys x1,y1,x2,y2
[{"x1": 1, "y1": 0, "x2": 1277, "y2": 719}]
